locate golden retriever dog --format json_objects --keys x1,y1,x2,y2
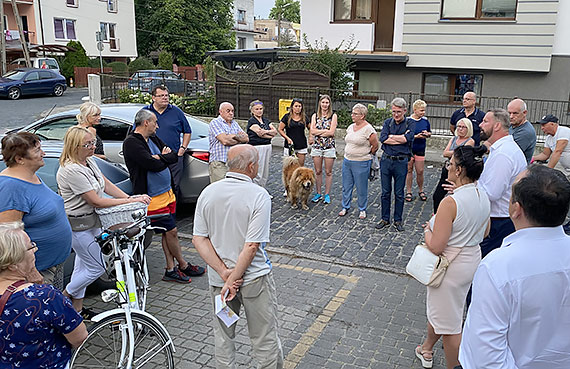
[{"x1": 283, "y1": 156, "x2": 316, "y2": 210}]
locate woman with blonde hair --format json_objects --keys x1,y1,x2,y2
[
  {"x1": 246, "y1": 100, "x2": 278, "y2": 188},
  {"x1": 405, "y1": 99, "x2": 431, "y2": 202},
  {"x1": 76, "y1": 101, "x2": 106, "y2": 160},
  {"x1": 0, "y1": 221, "x2": 88, "y2": 369},
  {"x1": 432, "y1": 117, "x2": 474, "y2": 212},
  {"x1": 56, "y1": 126, "x2": 150, "y2": 319},
  {"x1": 310, "y1": 94, "x2": 338, "y2": 204}
]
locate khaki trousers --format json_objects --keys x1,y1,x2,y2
[{"x1": 209, "y1": 161, "x2": 228, "y2": 183}]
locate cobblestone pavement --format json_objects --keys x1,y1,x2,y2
[{"x1": 85, "y1": 147, "x2": 449, "y2": 368}]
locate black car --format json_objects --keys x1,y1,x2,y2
[{"x1": 0, "y1": 68, "x2": 67, "y2": 100}]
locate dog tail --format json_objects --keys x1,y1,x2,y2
[{"x1": 283, "y1": 156, "x2": 299, "y2": 171}]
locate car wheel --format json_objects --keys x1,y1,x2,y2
[
  {"x1": 53, "y1": 84, "x2": 64, "y2": 97},
  {"x1": 8, "y1": 87, "x2": 21, "y2": 100}
]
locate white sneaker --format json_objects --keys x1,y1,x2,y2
[{"x1": 359, "y1": 211, "x2": 366, "y2": 219}]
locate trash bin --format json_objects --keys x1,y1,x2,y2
[{"x1": 279, "y1": 99, "x2": 293, "y2": 120}]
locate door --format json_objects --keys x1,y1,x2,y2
[
  {"x1": 21, "y1": 71, "x2": 41, "y2": 95},
  {"x1": 374, "y1": 0, "x2": 395, "y2": 51}
]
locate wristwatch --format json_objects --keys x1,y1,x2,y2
[{"x1": 180, "y1": 145, "x2": 187, "y2": 150}]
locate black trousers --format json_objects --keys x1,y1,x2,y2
[{"x1": 432, "y1": 165, "x2": 448, "y2": 213}]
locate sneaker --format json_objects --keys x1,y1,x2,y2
[
  {"x1": 311, "y1": 193, "x2": 322, "y2": 203},
  {"x1": 283, "y1": 190, "x2": 287, "y2": 197},
  {"x1": 323, "y1": 194, "x2": 331, "y2": 204},
  {"x1": 338, "y1": 208, "x2": 348, "y2": 216},
  {"x1": 162, "y1": 267, "x2": 191, "y2": 283},
  {"x1": 180, "y1": 263, "x2": 206, "y2": 277},
  {"x1": 359, "y1": 210, "x2": 366, "y2": 219},
  {"x1": 80, "y1": 307, "x2": 98, "y2": 322},
  {"x1": 375, "y1": 220, "x2": 390, "y2": 230},
  {"x1": 394, "y1": 222, "x2": 405, "y2": 232}
]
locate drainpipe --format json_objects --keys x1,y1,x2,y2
[{"x1": 37, "y1": 0, "x2": 46, "y2": 57}]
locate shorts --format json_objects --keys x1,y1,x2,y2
[
  {"x1": 148, "y1": 201, "x2": 176, "y2": 234},
  {"x1": 412, "y1": 150, "x2": 426, "y2": 161},
  {"x1": 283, "y1": 147, "x2": 308, "y2": 156},
  {"x1": 311, "y1": 147, "x2": 336, "y2": 158}
]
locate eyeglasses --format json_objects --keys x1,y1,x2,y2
[
  {"x1": 457, "y1": 125, "x2": 467, "y2": 129},
  {"x1": 81, "y1": 140, "x2": 97, "y2": 148},
  {"x1": 292, "y1": 98, "x2": 303, "y2": 103},
  {"x1": 154, "y1": 94, "x2": 169, "y2": 98},
  {"x1": 27, "y1": 241, "x2": 37, "y2": 251}
]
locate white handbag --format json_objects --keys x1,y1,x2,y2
[{"x1": 406, "y1": 244, "x2": 450, "y2": 287}]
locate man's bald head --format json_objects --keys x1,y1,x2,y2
[
  {"x1": 227, "y1": 144, "x2": 259, "y2": 178},
  {"x1": 507, "y1": 98, "x2": 528, "y2": 127},
  {"x1": 219, "y1": 102, "x2": 235, "y2": 123},
  {"x1": 462, "y1": 92, "x2": 477, "y2": 109}
]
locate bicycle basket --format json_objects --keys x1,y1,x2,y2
[{"x1": 95, "y1": 202, "x2": 148, "y2": 229}]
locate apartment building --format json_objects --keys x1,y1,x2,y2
[{"x1": 234, "y1": 0, "x2": 256, "y2": 49}]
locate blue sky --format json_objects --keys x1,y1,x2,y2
[{"x1": 254, "y1": 0, "x2": 275, "y2": 19}]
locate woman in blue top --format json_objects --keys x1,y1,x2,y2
[
  {"x1": 0, "y1": 132, "x2": 72, "y2": 290},
  {"x1": 405, "y1": 100, "x2": 431, "y2": 202},
  {"x1": 0, "y1": 221, "x2": 87, "y2": 369}
]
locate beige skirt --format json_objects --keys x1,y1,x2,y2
[{"x1": 426, "y1": 245, "x2": 481, "y2": 335}]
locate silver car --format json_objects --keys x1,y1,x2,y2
[{"x1": 15, "y1": 103, "x2": 210, "y2": 203}]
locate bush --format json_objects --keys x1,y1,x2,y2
[
  {"x1": 61, "y1": 41, "x2": 89, "y2": 81},
  {"x1": 157, "y1": 51, "x2": 173, "y2": 71},
  {"x1": 181, "y1": 85, "x2": 216, "y2": 116},
  {"x1": 365, "y1": 104, "x2": 391, "y2": 125},
  {"x1": 87, "y1": 58, "x2": 106, "y2": 69},
  {"x1": 107, "y1": 61, "x2": 129, "y2": 76},
  {"x1": 336, "y1": 109, "x2": 352, "y2": 128},
  {"x1": 128, "y1": 57, "x2": 155, "y2": 74}
]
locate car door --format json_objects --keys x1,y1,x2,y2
[
  {"x1": 21, "y1": 71, "x2": 41, "y2": 95},
  {"x1": 39, "y1": 71, "x2": 56, "y2": 94},
  {"x1": 96, "y1": 118, "x2": 131, "y2": 164},
  {"x1": 30, "y1": 117, "x2": 77, "y2": 140}
]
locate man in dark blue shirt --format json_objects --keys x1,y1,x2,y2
[
  {"x1": 143, "y1": 85, "x2": 191, "y2": 201},
  {"x1": 376, "y1": 98, "x2": 415, "y2": 232},
  {"x1": 450, "y1": 91, "x2": 485, "y2": 145}
]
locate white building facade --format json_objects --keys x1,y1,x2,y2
[
  {"x1": 35, "y1": 0, "x2": 137, "y2": 59},
  {"x1": 233, "y1": 0, "x2": 256, "y2": 49}
]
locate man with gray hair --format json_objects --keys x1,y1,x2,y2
[
  {"x1": 193, "y1": 144, "x2": 283, "y2": 368},
  {"x1": 208, "y1": 102, "x2": 249, "y2": 183},
  {"x1": 477, "y1": 108, "x2": 527, "y2": 259},
  {"x1": 123, "y1": 109, "x2": 205, "y2": 283},
  {"x1": 507, "y1": 98, "x2": 536, "y2": 164},
  {"x1": 376, "y1": 97, "x2": 415, "y2": 232}
]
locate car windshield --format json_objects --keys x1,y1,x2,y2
[{"x1": 3, "y1": 71, "x2": 26, "y2": 80}]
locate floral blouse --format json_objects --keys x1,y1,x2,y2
[{"x1": 312, "y1": 115, "x2": 335, "y2": 150}]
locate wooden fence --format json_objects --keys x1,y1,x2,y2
[{"x1": 74, "y1": 67, "x2": 112, "y2": 87}]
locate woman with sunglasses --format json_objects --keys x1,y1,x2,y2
[
  {"x1": 76, "y1": 101, "x2": 106, "y2": 160},
  {"x1": 56, "y1": 126, "x2": 150, "y2": 319},
  {"x1": 278, "y1": 98, "x2": 309, "y2": 166},
  {"x1": 432, "y1": 118, "x2": 474, "y2": 212},
  {"x1": 247, "y1": 100, "x2": 278, "y2": 188}
]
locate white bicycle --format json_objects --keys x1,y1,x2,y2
[{"x1": 70, "y1": 207, "x2": 175, "y2": 369}]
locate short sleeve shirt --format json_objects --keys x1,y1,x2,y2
[
  {"x1": 143, "y1": 104, "x2": 191, "y2": 151},
  {"x1": 450, "y1": 108, "x2": 485, "y2": 145},
  {"x1": 545, "y1": 125, "x2": 570, "y2": 152},
  {"x1": 411, "y1": 117, "x2": 431, "y2": 153},
  {"x1": 56, "y1": 157, "x2": 105, "y2": 216},
  {"x1": 0, "y1": 284, "x2": 83, "y2": 369},
  {"x1": 280, "y1": 113, "x2": 308, "y2": 150},
  {"x1": 344, "y1": 123, "x2": 376, "y2": 161},
  {"x1": 209, "y1": 116, "x2": 246, "y2": 163},
  {"x1": 312, "y1": 114, "x2": 336, "y2": 150},
  {"x1": 247, "y1": 116, "x2": 272, "y2": 146}
]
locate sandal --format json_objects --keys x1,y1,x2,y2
[
  {"x1": 405, "y1": 192, "x2": 413, "y2": 202},
  {"x1": 415, "y1": 345, "x2": 434, "y2": 369},
  {"x1": 419, "y1": 191, "x2": 427, "y2": 201}
]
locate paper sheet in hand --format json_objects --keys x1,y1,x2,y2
[{"x1": 215, "y1": 293, "x2": 239, "y2": 328}]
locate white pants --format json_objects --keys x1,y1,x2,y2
[
  {"x1": 254, "y1": 144, "x2": 272, "y2": 188},
  {"x1": 66, "y1": 228, "x2": 106, "y2": 299}
]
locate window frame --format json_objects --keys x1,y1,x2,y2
[
  {"x1": 421, "y1": 72, "x2": 484, "y2": 104},
  {"x1": 53, "y1": 18, "x2": 76, "y2": 40},
  {"x1": 66, "y1": 0, "x2": 78, "y2": 8},
  {"x1": 332, "y1": 0, "x2": 376, "y2": 23},
  {"x1": 440, "y1": 0, "x2": 518, "y2": 21},
  {"x1": 237, "y1": 9, "x2": 246, "y2": 25},
  {"x1": 107, "y1": 0, "x2": 118, "y2": 13}
]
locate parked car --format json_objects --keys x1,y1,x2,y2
[
  {"x1": 10, "y1": 57, "x2": 60, "y2": 71},
  {"x1": 11, "y1": 104, "x2": 210, "y2": 203},
  {"x1": 127, "y1": 69, "x2": 185, "y2": 94},
  {"x1": 0, "y1": 68, "x2": 66, "y2": 100}
]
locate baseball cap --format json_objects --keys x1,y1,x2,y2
[{"x1": 537, "y1": 114, "x2": 559, "y2": 124}]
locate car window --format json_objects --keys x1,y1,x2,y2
[
  {"x1": 44, "y1": 59, "x2": 59, "y2": 69},
  {"x1": 137, "y1": 72, "x2": 151, "y2": 78},
  {"x1": 39, "y1": 71, "x2": 54, "y2": 80},
  {"x1": 4, "y1": 71, "x2": 26, "y2": 80},
  {"x1": 36, "y1": 157, "x2": 60, "y2": 192},
  {"x1": 165, "y1": 72, "x2": 178, "y2": 79},
  {"x1": 185, "y1": 115, "x2": 209, "y2": 139},
  {"x1": 32, "y1": 117, "x2": 77, "y2": 140},
  {"x1": 96, "y1": 118, "x2": 131, "y2": 141},
  {"x1": 25, "y1": 72, "x2": 39, "y2": 81}
]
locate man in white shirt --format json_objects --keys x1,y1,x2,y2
[
  {"x1": 460, "y1": 164, "x2": 570, "y2": 369},
  {"x1": 477, "y1": 108, "x2": 527, "y2": 259},
  {"x1": 192, "y1": 144, "x2": 283, "y2": 369},
  {"x1": 532, "y1": 114, "x2": 570, "y2": 174}
]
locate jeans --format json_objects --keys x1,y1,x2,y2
[
  {"x1": 380, "y1": 156, "x2": 408, "y2": 222},
  {"x1": 341, "y1": 158, "x2": 371, "y2": 211}
]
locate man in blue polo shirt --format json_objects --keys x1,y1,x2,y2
[
  {"x1": 450, "y1": 91, "x2": 485, "y2": 145},
  {"x1": 376, "y1": 97, "x2": 415, "y2": 232},
  {"x1": 143, "y1": 85, "x2": 191, "y2": 200}
]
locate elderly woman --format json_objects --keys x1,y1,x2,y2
[
  {"x1": 405, "y1": 99, "x2": 431, "y2": 202},
  {"x1": 56, "y1": 126, "x2": 150, "y2": 319},
  {"x1": 0, "y1": 221, "x2": 87, "y2": 369},
  {"x1": 339, "y1": 103, "x2": 379, "y2": 219},
  {"x1": 76, "y1": 101, "x2": 106, "y2": 160},
  {"x1": 432, "y1": 117, "x2": 475, "y2": 212},
  {"x1": 0, "y1": 132, "x2": 72, "y2": 289},
  {"x1": 246, "y1": 100, "x2": 278, "y2": 188},
  {"x1": 416, "y1": 145, "x2": 490, "y2": 369},
  {"x1": 310, "y1": 94, "x2": 338, "y2": 204},
  {"x1": 278, "y1": 98, "x2": 309, "y2": 166}
]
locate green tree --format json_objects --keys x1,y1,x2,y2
[
  {"x1": 61, "y1": 41, "x2": 89, "y2": 81},
  {"x1": 128, "y1": 57, "x2": 155, "y2": 74},
  {"x1": 303, "y1": 34, "x2": 358, "y2": 91},
  {"x1": 269, "y1": 0, "x2": 300, "y2": 23},
  {"x1": 157, "y1": 50, "x2": 173, "y2": 70},
  {"x1": 134, "y1": 0, "x2": 235, "y2": 66}
]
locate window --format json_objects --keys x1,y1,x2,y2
[
  {"x1": 422, "y1": 73, "x2": 483, "y2": 102},
  {"x1": 66, "y1": 0, "x2": 78, "y2": 7},
  {"x1": 237, "y1": 9, "x2": 246, "y2": 24},
  {"x1": 24, "y1": 72, "x2": 39, "y2": 82},
  {"x1": 107, "y1": 0, "x2": 117, "y2": 13},
  {"x1": 39, "y1": 71, "x2": 55, "y2": 80},
  {"x1": 356, "y1": 71, "x2": 381, "y2": 97},
  {"x1": 237, "y1": 37, "x2": 246, "y2": 49},
  {"x1": 441, "y1": 0, "x2": 517, "y2": 19},
  {"x1": 334, "y1": 0, "x2": 372, "y2": 21},
  {"x1": 54, "y1": 18, "x2": 76, "y2": 40},
  {"x1": 100, "y1": 22, "x2": 118, "y2": 50}
]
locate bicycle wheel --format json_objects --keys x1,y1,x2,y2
[
  {"x1": 70, "y1": 312, "x2": 174, "y2": 369},
  {"x1": 132, "y1": 245, "x2": 149, "y2": 310}
]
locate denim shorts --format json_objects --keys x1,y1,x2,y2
[{"x1": 311, "y1": 147, "x2": 336, "y2": 158}]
